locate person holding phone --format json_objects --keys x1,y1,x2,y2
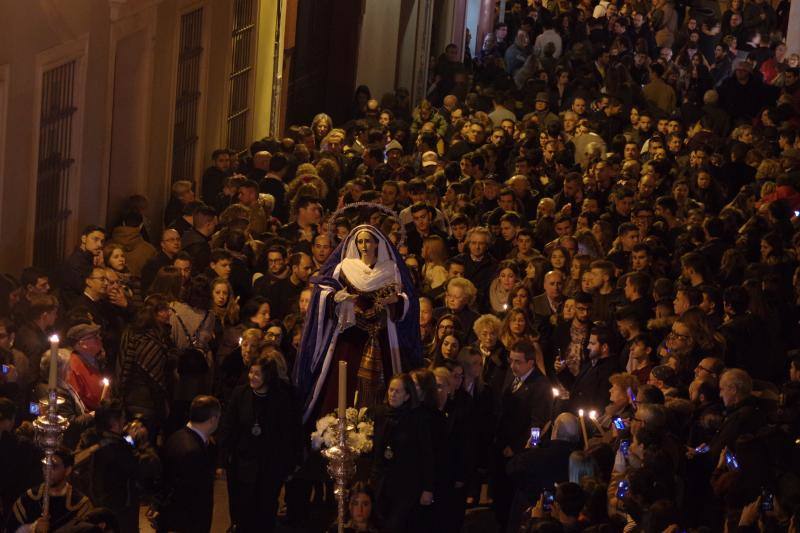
[
  {"x1": 74, "y1": 400, "x2": 159, "y2": 533},
  {"x1": 521, "y1": 482, "x2": 587, "y2": 532},
  {"x1": 506, "y1": 413, "x2": 583, "y2": 532},
  {"x1": 598, "y1": 373, "x2": 638, "y2": 433}
]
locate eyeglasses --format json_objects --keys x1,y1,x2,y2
[
  {"x1": 669, "y1": 331, "x2": 690, "y2": 341},
  {"x1": 696, "y1": 365, "x2": 715, "y2": 375}
]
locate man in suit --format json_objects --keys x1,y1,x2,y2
[
  {"x1": 557, "y1": 324, "x2": 620, "y2": 412},
  {"x1": 141, "y1": 229, "x2": 182, "y2": 293},
  {"x1": 492, "y1": 340, "x2": 552, "y2": 530},
  {"x1": 532, "y1": 270, "x2": 564, "y2": 331},
  {"x1": 158, "y1": 395, "x2": 221, "y2": 533}
]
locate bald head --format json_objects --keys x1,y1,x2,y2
[
  {"x1": 161, "y1": 228, "x2": 181, "y2": 256},
  {"x1": 443, "y1": 95, "x2": 458, "y2": 109},
  {"x1": 253, "y1": 151, "x2": 272, "y2": 170},
  {"x1": 543, "y1": 270, "x2": 564, "y2": 300}
]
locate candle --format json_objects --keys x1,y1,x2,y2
[
  {"x1": 578, "y1": 409, "x2": 589, "y2": 450},
  {"x1": 588, "y1": 409, "x2": 605, "y2": 437},
  {"x1": 101, "y1": 378, "x2": 110, "y2": 401},
  {"x1": 551, "y1": 387, "x2": 560, "y2": 398},
  {"x1": 338, "y1": 361, "x2": 347, "y2": 419},
  {"x1": 47, "y1": 335, "x2": 59, "y2": 391}
]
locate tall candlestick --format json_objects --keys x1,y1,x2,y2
[
  {"x1": 578, "y1": 409, "x2": 589, "y2": 450},
  {"x1": 338, "y1": 361, "x2": 347, "y2": 419},
  {"x1": 47, "y1": 335, "x2": 59, "y2": 391}
]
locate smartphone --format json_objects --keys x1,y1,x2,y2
[
  {"x1": 620, "y1": 439, "x2": 631, "y2": 457},
  {"x1": 725, "y1": 451, "x2": 740, "y2": 471},
  {"x1": 0, "y1": 364, "x2": 8, "y2": 375},
  {"x1": 761, "y1": 489, "x2": 774, "y2": 512},
  {"x1": 529, "y1": 427, "x2": 541, "y2": 447},
  {"x1": 29, "y1": 402, "x2": 40, "y2": 416},
  {"x1": 612, "y1": 417, "x2": 626, "y2": 431},
  {"x1": 626, "y1": 386, "x2": 637, "y2": 405},
  {"x1": 124, "y1": 435, "x2": 135, "y2": 447},
  {"x1": 542, "y1": 490, "x2": 554, "y2": 512},
  {"x1": 694, "y1": 444, "x2": 710, "y2": 454},
  {"x1": 616, "y1": 479, "x2": 629, "y2": 499}
]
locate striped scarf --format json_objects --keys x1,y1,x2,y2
[{"x1": 119, "y1": 328, "x2": 167, "y2": 394}]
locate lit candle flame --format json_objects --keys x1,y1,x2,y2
[
  {"x1": 552, "y1": 387, "x2": 560, "y2": 397},
  {"x1": 578, "y1": 409, "x2": 584, "y2": 417},
  {"x1": 49, "y1": 334, "x2": 60, "y2": 343},
  {"x1": 102, "y1": 378, "x2": 110, "y2": 387},
  {"x1": 589, "y1": 410, "x2": 598, "y2": 420}
]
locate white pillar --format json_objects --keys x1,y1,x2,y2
[{"x1": 788, "y1": 1, "x2": 800, "y2": 56}]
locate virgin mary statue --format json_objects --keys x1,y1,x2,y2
[{"x1": 294, "y1": 224, "x2": 422, "y2": 422}]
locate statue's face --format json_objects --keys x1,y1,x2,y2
[{"x1": 356, "y1": 231, "x2": 378, "y2": 258}]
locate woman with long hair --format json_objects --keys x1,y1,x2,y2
[
  {"x1": 328, "y1": 482, "x2": 380, "y2": 532},
  {"x1": 425, "y1": 313, "x2": 463, "y2": 360},
  {"x1": 432, "y1": 327, "x2": 461, "y2": 363},
  {"x1": 421, "y1": 235, "x2": 450, "y2": 296},
  {"x1": 548, "y1": 246, "x2": 572, "y2": 278},
  {"x1": 500, "y1": 308, "x2": 538, "y2": 354},
  {"x1": 211, "y1": 278, "x2": 241, "y2": 358},
  {"x1": 104, "y1": 243, "x2": 141, "y2": 305},
  {"x1": 118, "y1": 294, "x2": 174, "y2": 437},
  {"x1": 148, "y1": 265, "x2": 184, "y2": 301},
  {"x1": 489, "y1": 260, "x2": 523, "y2": 315},
  {"x1": 370, "y1": 373, "x2": 434, "y2": 531},
  {"x1": 505, "y1": 284, "x2": 534, "y2": 320},
  {"x1": 311, "y1": 113, "x2": 333, "y2": 147},
  {"x1": 218, "y1": 356, "x2": 301, "y2": 532},
  {"x1": 564, "y1": 254, "x2": 592, "y2": 297},
  {"x1": 168, "y1": 274, "x2": 217, "y2": 430}
]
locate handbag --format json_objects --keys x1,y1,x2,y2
[{"x1": 174, "y1": 310, "x2": 210, "y2": 376}]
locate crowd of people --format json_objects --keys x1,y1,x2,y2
[{"x1": 2, "y1": 0, "x2": 800, "y2": 531}]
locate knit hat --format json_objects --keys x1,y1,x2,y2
[{"x1": 385, "y1": 139, "x2": 404, "y2": 153}]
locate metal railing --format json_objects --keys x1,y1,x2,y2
[
  {"x1": 171, "y1": 7, "x2": 204, "y2": 183},
  {"x1": 34, "y1": 60, "x2": 76, "y2": 269}
]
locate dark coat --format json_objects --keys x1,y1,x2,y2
[
  {"x1": 506, "y1": 439, "x2": 578, "y2": 533},
  {"x1": 160, "y1": 426, "x2": 216, "y2": 533},
  {"x1": 453, "y1": 253, "x2": 498, "y2": 312},
  {"x1": 76, "y1": 430, "x2": 160, "y2": 533},
  {"x1": 710, "y1": 396, "x2": 765, "y2": 459},
  {"x1": 559, "y1": 356, "x2": 620, "y2": 412},
  {"x1": 259, "y1": 175, "x2": 288, "y2": 222},
  {"x1": 14, "y1": 322, "x2": 49, "y2": 380},
  {"x1": 181, "y1": 228, "x2": 212, "y2": 275},
  {"x1": 496, "y1": 369, "x2": 553, "y2": 453},
  {"x1": 59, "y1": 249, "x2": 94, "y2": 305},
  {"x1": 140, "y1": 251, "x2": 173, "y2": 293},
  {"x1": 370, "y1": 403, "x2": 435, "y2": 525},
  {"x1": 217, "y1": 383, "x2": 302, "y2": 483}
]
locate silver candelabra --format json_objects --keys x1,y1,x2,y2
[
  {"x1": 33, "y1": 390, "x2": 69, "y2": 530},
  {"x1": 321, "y1": 415, "x2": 357, "y2": 533}
]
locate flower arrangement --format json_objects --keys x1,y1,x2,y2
[{"x1": 311, "y1": 407, "x2": 374, "y2": 455}]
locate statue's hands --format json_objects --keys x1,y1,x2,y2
[
  {"x1": 334, "y1": 289, "x2": 357, "y2": 303},
  {"x1": 377, "y1": 293, "x2": 399, "y2": 307}
]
